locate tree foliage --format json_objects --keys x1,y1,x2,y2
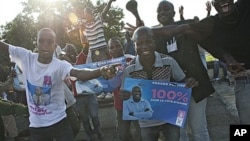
[{"x1": 0, "y1": 0, "x2": 125, "y2": 52}]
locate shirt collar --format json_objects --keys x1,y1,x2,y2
[{"x1": 134, "y1": 51, "x2": 163, "y2": 71}]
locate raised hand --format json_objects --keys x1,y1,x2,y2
[
  {"x1": 179, "y1": 5, "x2": 184, "y2": 15},
  {"x1": 124, "y1": 22, "x2": 137, "y2": 34},
  {"x1": 206, "y1": 1, "x2": 211, "y2": 17},
  {"x1": 100, "y1": 65, "x2": 117, "y2": 80},
  {"x1": 124, "y1": 20, "x2": 144, "y2": 36}
]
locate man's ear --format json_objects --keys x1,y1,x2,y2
[{"x1": 173, "y1": 11, "x2": 176, "y2": 18}]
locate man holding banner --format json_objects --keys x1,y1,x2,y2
[{"x1": 120, "y1": 26, "x2": 197, "y2": 141}]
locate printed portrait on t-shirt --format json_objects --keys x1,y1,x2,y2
[
  {"x1": 32, "y1": 87, "x2": 50, "y2": 106},
  {"x1": 27, "y1": 76, "x2": 51, "y2": 106}
]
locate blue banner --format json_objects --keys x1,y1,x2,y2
[
  {"x1": 123, "y1": 78, "x2": 192, "y2": 127},
  {"x1": 73, "y1": 56, "x2": 126, "y2": 94}
]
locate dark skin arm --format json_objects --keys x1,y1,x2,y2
[
  {"x1": 70, "y1": 68, "x2": 102, "y2": 81},
  {"x1": 152, "y1": 24, "x2": 193, "y2": 39},
  {"x1": 70, "y1": 65, "x2": 116, "y2": 81},
  {"x1": 101, "y1": 0, "x2": 116, "y2": 21},
  {"x1": 125, "y1": 22, "x2": 192, "y2": 40}
]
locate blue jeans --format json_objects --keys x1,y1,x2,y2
[
  {"x1": 235, "y1": 77, "x2": 250, "y2": 124},
  {"x1": 75, "y1": 94, "x2": 100, "y2": 140},
  {"x1": 180, "y1": 97, "x2": 210, "y2": 141},
  {"x1": 116, "y1": 110, "x2": 141, "y2": 141},
  {"x1": 213, "y1": 61, "x2": 227, "y2": 78},
  {"x1": 29, "y1": 118, "x2": 74, "y2": 141},
  {"x1": 141, "y1": 123, "x2": 180, "y2": 141}
]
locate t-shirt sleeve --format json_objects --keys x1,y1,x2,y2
[
  {"x1": 8, "y1": 45, "x2": 30, "y2": 67},
  {"x1": 168, "y1": 58, "x2": 186, "y2": 82},
  {"x1": 59, "y1": 60, "x2": 74, "y2": 81}
]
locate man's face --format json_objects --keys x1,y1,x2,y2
[
  {"x1": 125, "y1": 31, "x2": 131, "y2": 41},
  {"x1": 157, "y1": 1, "x2": 175, "y2": 25},
  {"x1": 108, "y1": 39, "x2": 124, "y2": 58},
  {"x1": 132, "y1": 87, "x2": 141, "y2": 102},
  {"x1": 212, "y1": 0, "x2": 234, "y2": 17},
  {"x1": 134, "y1": 30, "x2": 155, "y2": 60},
  {"x1": 37, "y1": 30, "x2": 56, "y2": 62},
  {"x1": 64, "y1": 46, "x2": 77, "y2": 63}
]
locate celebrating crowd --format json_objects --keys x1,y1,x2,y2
[{"x1": 0, "y1": 0, "x2": 249, "y2": 141}]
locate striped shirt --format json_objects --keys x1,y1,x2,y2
[{"x1": 85, "y1": 15, "x2": 107, "y2": 50}]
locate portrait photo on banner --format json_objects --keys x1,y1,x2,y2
[{"x1": 123, "y1": 78, "x2": 192, "y2": 127}]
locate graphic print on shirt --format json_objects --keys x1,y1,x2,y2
[
  {"x1": 27, "y1": 76, "x2": 52, "y2": 108},
  {"x1": 166, "y1": 37, "x2": 178, "y2": 53}
]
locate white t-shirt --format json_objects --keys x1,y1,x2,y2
[{"x1": 9, "y1": 45, "x2": 73, "y2": 127}]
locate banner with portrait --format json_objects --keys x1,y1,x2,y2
[{"x1": 123, "y1": 78, "x2": 192, "y2": 127}]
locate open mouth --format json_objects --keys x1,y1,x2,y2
[
  {"x1": 135, "y1": 94, "x2": 141, "y2": 98},
  {"x1": 220, "y1": 3, "x2": 230, "y2": 13},
  {"x1": 159, "y1": 15, "x2": 167, "y2": 21},
  {"x1": 42, "y1": 50, "x2": 50, "y2": 54},
  {"x1": 142, "y1": 51, "x2": 150, "y2": 55}
]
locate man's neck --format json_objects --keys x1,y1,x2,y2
[
  {"x1": 161, "y1": 19, "x2": 175, "y2": 26},
  {"x1": 140, "y1": 55, "x2": 155, "y2": 71},
  {"x1": 38, "y1": 56, "x2": 52, "y2": 64}
]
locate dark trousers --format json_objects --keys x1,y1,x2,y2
[
  {"x1": 75, "y1": 95, "x2": 102, "y2": 140},
  {"x1": 0, "y1": 117, "x2": 6, "y2": 141},
  {"x1": 213, "y1": 60, "x2": 227, "y2": 78},
  {"x1": 116, "y1": 110, "x2": 142, "y2": 141},
  {"x1": 29, "y1": 118, "x2": 74, "y2": 141}
]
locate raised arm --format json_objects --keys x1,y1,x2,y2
[
  {"x1": 70, "y1": 65, "x2": 116, "y2": 81},
  {"x1": 206, "y1": 1, "x2": 211, "y2": 17},
  {"x1": 179, "y1": 5, "x2": 185, "y2": 21},
  {"x1": 152, "y1": 24, "x2": 191, "y2": 38},
  {"x1": 102, "y1": 0, "x2": 116, "y2": 16}
]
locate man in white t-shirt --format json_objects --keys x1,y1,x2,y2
[{"x1": 0, "y1": 28, "x2": 116, "y2": 141}]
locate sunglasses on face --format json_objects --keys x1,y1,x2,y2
[{"x1": 38, "y1": 39, "x2": 55, "y2": 45}]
